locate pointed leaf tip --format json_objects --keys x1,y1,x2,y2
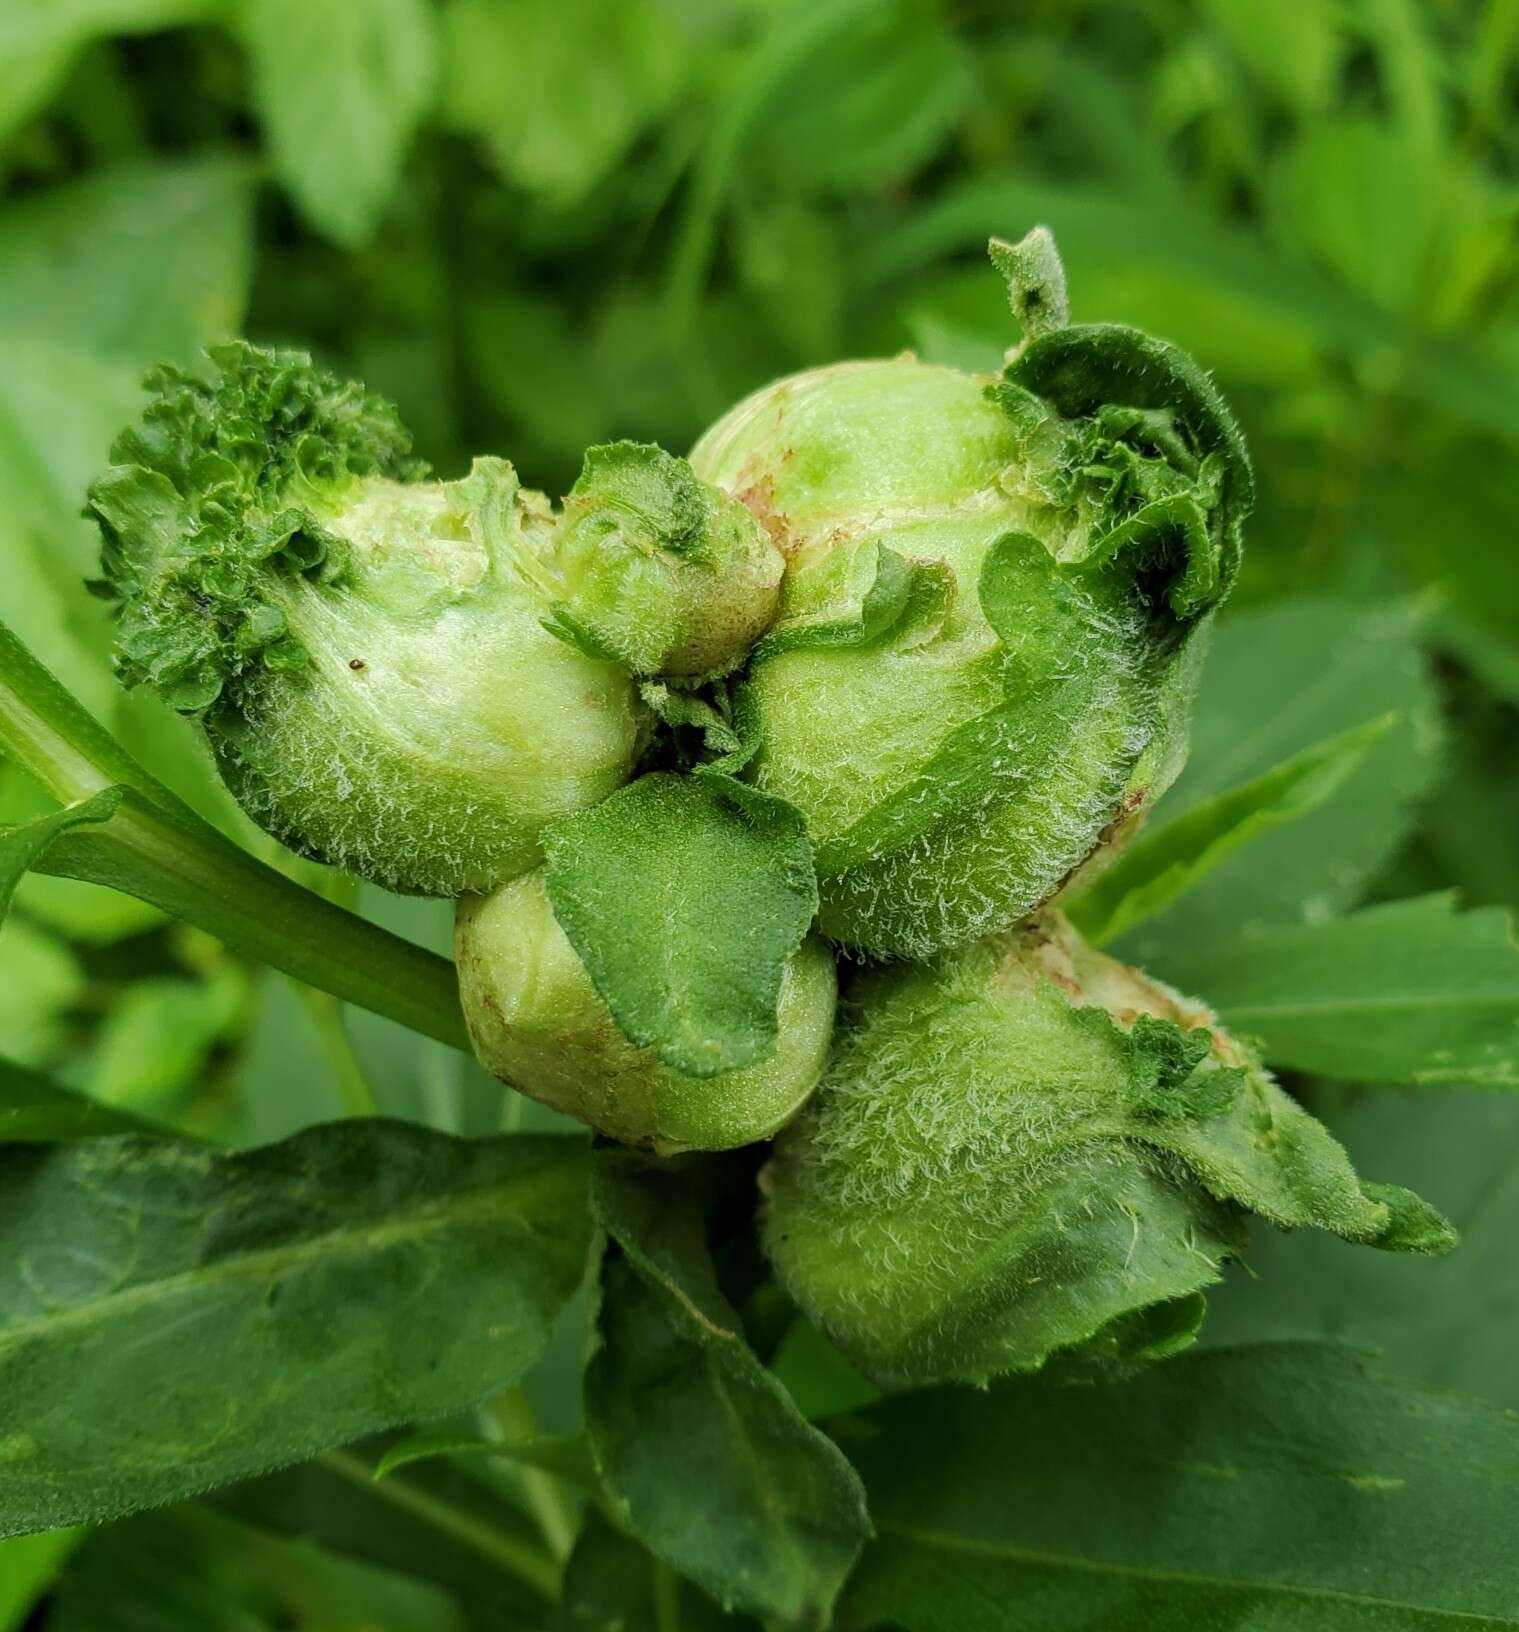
[{"x1": 989, "y1": 226, "x2": 1069, "y2": 342}]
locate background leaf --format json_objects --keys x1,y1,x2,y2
[
  {"x1": 0, "y1": 1122, "x2": 591, "y2": 1536},
  {"x1": 239, "y1": 0, "x2": 438, "y2": 246},
  {"x1": 836, "y1": 1343, "x2": 1519, "y2": 1630}
]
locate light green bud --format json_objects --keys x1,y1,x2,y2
[
  {"x1": 690, "y1": 232, "x2": 1253, "y2": 956},
  {"x1": 456, "y1": 869, "x2": 837, "y2": 1154},
  {"x1": 88, "y1": 345, "x2": 645, "y2": 896},
  {"x1": 763, "y1": 912, "x2": 1453, "y2": 1387},
  {"x1": 520, "y1": 441, "x2": 786, "y2": 680}
]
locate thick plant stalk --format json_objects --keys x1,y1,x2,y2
[{"x1": 0, "y1": 616, "x2": 468, "y2": 1050}]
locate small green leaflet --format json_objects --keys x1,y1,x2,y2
[
  {"x1": 586, "y1": 1149, "x2": 870, "y2": 1627},
  {"x1": 1158, "y1": 894, "x2": 1519, "y2": 1088},
  {"x1": 0, "y1": 1057, "x2": 155, "y2": 1144},
  {"x1": 836, "y1": 1343, "x2": 1519, "y2": 1631},
  {"x1": 0, "y1": 787, "x2": 124, "y2": 930},
  {"x1": 543, "y1": 772, "x2": 817, "y2": 1078},
  {"x1": 1070, "y1": 715, "x2": 1392, "y2": 944},
  {"x1": 372, "y1": 1426, "x2": 597, "y2": 1492},
  {"x1": 0, "y1": 1121, "x2": 591, "y2": 1537}
]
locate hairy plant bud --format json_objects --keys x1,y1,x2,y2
[
  {"x1": 455, "y1": 869, "x2": 837, "y2": 1154},
  {"x1": 519, "y1": 440, "x2": 785, "y2": 680},
  {"x1": 89, "y1": 347, "x2": 689, "y2": 896},
  {"x1": 763, "y1": 912, "x2": 1453, "y2": 1387},
  {"x1": 690, "y1": 230, "x2": 1252, "y2": 956}
]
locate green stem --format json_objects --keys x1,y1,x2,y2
[
  {"x1": 485, "y1": 1388, "x2": 580, "y2": 1562},
  {"x1": 0, "y1": 617, "x2": 469, "y2": 1052},
  {"x1": 297, "y1": 983, "x2": 378, "y2": 1117}
]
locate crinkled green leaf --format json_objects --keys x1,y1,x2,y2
[
  {"x1": 0, "y1": 1122, "x2": 591, "y2": 1537},
  {"x1": 1160, "y1": 894, "x2": 1519, "y2": 1088},
  {"x1": 836, "y1": 1344, "x2": 1519, "y2": 1631},
  {"x1": 586, "y1": 1149, "x2": 870, "y2": 1627},
  {"x1": 1071, "y1": 714, "x2": 1394, "y2": 944},
  {"x1": 542, "y1": 772, "x2": 817, "y2": 1077}
]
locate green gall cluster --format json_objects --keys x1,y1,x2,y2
[
  {"x1": 762, "y1": 911, "x2": 1453, "y2": 1387},
  {"x1": 456, "y1": 869, "x2": 836, "y2": 1154},
  {"x1": 690, "y1": 243, "x2": 1252, "y2": 957},
  {"x1": 88, "y1": 347, "x2": 776, "y2": 897}
]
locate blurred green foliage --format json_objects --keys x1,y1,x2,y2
[{"x1": 0, "y1": 1, "x2": 1516, "y2": 1623}]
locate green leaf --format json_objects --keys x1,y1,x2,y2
[
  {"x1": 441, "y1": 0, "x2": 689, "y2": 206},
  {"x1": 1071, "y1": 716, "x2": 1393, "y2": 944},
  {"x1": 542, "y1": 773, "x2": 817, "y2": 1078},
  {"x1": 836, "y1": 1343, "x2": 1519, "y2": 1631},
  {"x1": 1202, "y1": 1085, "x2": 1519, "y2": 1412},
  {"x1": 0, "y1": 1056, "x2": 155, "y2": 1144},
  {"x1": 0, "y1": 788, "x2": 124, "y2": 928},
  {"x1": 1113, "y1": 596, "x2": 1443, "y2": 971},
  {"x1": 586, "y1": 1149, "x2": 870, "y2": 1626},
  {"x1": 0, "y1": 1527, "x2": 83, "y2": 1631},
  {"x1": 1158, "y1": 895, "x2": 1519, "y2": 1088},
  {"x1": 373, "y1": 1426, "x2": 597, "y2": 1493},
  {"x1": 0, "y1": 159, "x2": 254, "y2": 370},
  {"x1": 559, "y1": 1507, "x2": 751, "y2": 1631},
  {"x1": 0, "y1": 0, "x2": 218, "y2": 145},
  {"x1": 0, "y1": 1122, "x2": 592, "y2": 1536},
  {"x1": 48, "y1": 1504, "x2": 469, "y2": 1632},
  {"x1": 239, "y1": 0, "x2": 439, "y2": 247}
]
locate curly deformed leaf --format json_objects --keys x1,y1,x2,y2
[
  {"x1": 587, "y1": 1149, "x2": 870, "y2": 1627},
  {"x1": 1069, "y1": 714, "x2": 1395, "y2": 944},
  {"x1": 1004, "y1": 319, "x2": 1253, "y2": 600},
  {"x1": 90, "y1": 342, "x2": 425, "y2": 712},
  {"x1": 0, "y1": 1121, "x2": 591, "y2": 1537},
  {"x1": 542, "y1": 773, "x2": 818, "y2": 1077},
  {"x1": 836, "y1": 1344, "x2": 1519, "y2": 1632}
]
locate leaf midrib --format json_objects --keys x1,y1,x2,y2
[{"x1": 0, "y1": 1165, "x2": 569, "y2": 1355}]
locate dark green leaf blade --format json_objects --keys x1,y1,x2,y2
[
  {"x1": 1070, "y1": 715, "x2": 1393, "y2": 944},
  {"x1": 543, "y1": 773, "x2": 817, "y2": 1078},
  {"x1": 1159, "y1": 895, "x2": 1519, "y2": 1088},
  {"x1": 836, "y1": 1344, "x2": 1519, "y2": 1631},
  {"x1": 0, "y1": 1122, "x2": 591, "y2": 1537},
  {"x1": 586, "y1": 1149, "x2": 870, "y2": 1626}
]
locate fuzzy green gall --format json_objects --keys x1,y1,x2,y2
[
  {"x1": 690, "y1": 230, "x2": 1252, "y2": 956},
  {"x1": 763, "y1": 911, "x2": 1453, "y2": 1387},
  {"x1": 88, "y1": 347, "x2": 781, "y2": 895},
  {"x1": 456, "y1": 868, "x2": 836, "y2": 1153}
]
